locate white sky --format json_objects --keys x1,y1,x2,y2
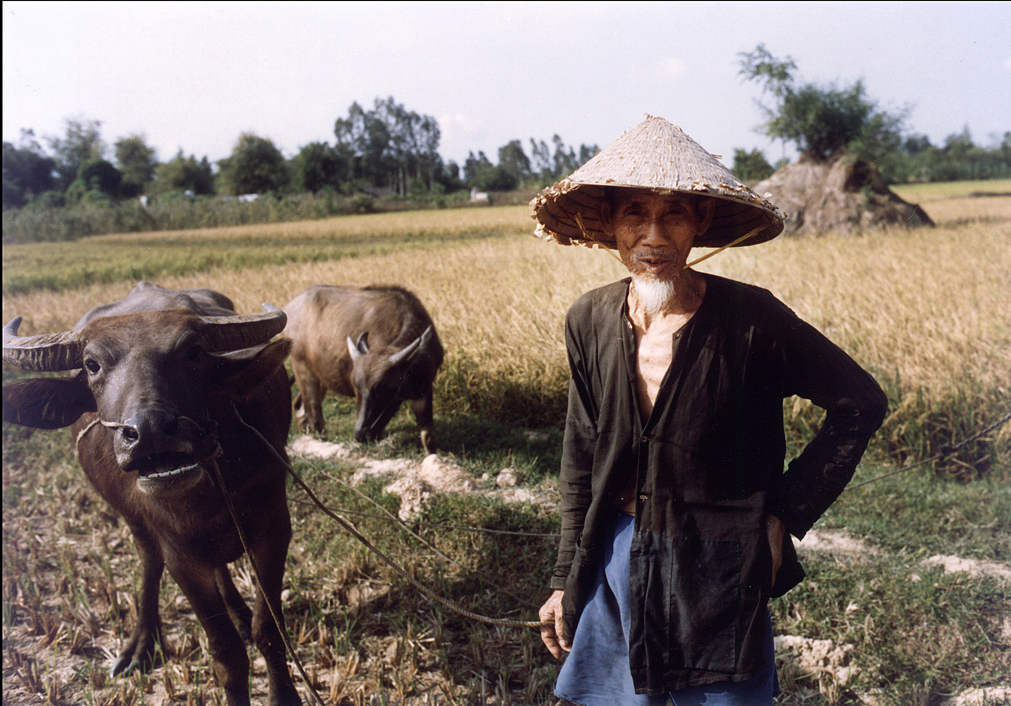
[{"x1": 3, "y1": 1, "x2": 1010, "y2": 171}]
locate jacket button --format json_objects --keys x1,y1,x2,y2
[
  {"x1": 640, "y1": 435, "x2": 648, "y2": 443},
  {"x1": 639, "y1": 494, "x2": 648, "y2": 502}
]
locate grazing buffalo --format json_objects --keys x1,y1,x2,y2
[
  {"x1": 283, "y1": 284, "x2": 444, "y2": 452},
  {"x1": 2, "y1": 281, "x2": 301, "y2": 706}
]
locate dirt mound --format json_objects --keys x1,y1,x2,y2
[
  {"x1": 754, "y1": 155, "x2": 934, "y2": 236},
  {"x1": 288, "y1": 435, "x2": 556, "y2": 522}
]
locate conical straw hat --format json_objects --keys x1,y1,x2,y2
[{"x1": 530, "y1": 115, "x2": 785, "y2": 249}]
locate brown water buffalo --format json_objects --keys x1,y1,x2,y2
[
  {"x1": 283, "y1": 284, "x2": 444, "y2": 452},
  {"x1": 2, "y1": 281, "x2": 301, "y2": 706}
]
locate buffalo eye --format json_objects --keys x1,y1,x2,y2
[
  {"x1": 84, "y1": 358, "x2": 101, "y2": 375},
  {"x1": 185, "y1": 345, "x2": 205, "y2": 364}
]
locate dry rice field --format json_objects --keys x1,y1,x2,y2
[{"x1": 3, "y1": 185, "x2": 1010, "y2": 705}]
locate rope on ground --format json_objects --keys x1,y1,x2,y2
[
  {"x1": 845, "y1": 409, "x2": 1011, "y2": 491},
  {"x1": 233, "y1": 405, "x2": 549, "y2": 630}
]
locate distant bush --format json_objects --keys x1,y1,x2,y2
[{"x1": 2, "y1": 189, "x2": 482, "y2": 243}]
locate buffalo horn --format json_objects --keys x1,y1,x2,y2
[
  {"x1": 2, "y1": 317, "x2": 83, "y2": 372},
  {"x1": 388, "y1": 326, "x2": 432, "y2": 366},
  {"x1": 198, "y1": 304, "x2": 287, "y2": 352}
]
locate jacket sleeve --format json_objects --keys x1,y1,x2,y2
[
  {"x1": 767, "y1": 311, "x2": 888, "y2": 539},
  {"x1": 550, "y1": 310, "x2": 599, "y2": 590}
]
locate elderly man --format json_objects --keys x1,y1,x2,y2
[{"x1": 532, "y1": 117, "x2": 887, "y2": 705}]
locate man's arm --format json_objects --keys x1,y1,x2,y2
[{"x1": 768, "y1": 315, "x2": 888, "y2": 539}]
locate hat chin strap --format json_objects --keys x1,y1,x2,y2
[{"x1": 685, "y1": 224, "x2": 766, "y2": 269}]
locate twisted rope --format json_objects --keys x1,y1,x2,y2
[
  {"x1": 231, "y1": 404, "x2": 549, "y2": 630},
  {"x1": 845, "y1": 409, "x2": 1011, "y2": 491}
]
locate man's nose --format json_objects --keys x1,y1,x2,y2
[{"x1": 641, "y1": 217, "x2": 667, "y2": 244}]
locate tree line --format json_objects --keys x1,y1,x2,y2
[
  {"x1": 729, "y1": 44, "x2": 1011, "y2": 184},
  {"x1": 5, "y1": 72, "x2": 1009, "y2": 216},
  {"x1": 2, "y1": 96, "x2": 600, "y2": 211}
]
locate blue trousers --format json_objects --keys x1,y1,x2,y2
[{"x1": 554, "y1": 512, "x2": 777, "y2": 706}]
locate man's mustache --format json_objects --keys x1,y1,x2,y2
[{"x1": 630, "y1": 247, "x2": 683, "y2": 267}]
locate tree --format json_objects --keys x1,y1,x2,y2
[
  {"x1": 47, "y1": 117, "x2": 107, "y2": 189},
  {"x1": 3, "y1": 132, "x2": 57, "y2": 208},
  {"x1": 115, "y1": 135, "x2": 158, "y2": 197},
  {"x1": 151, "y1": 150, "x2": 215, "y2": 195},
  {"x1": 217, "y1": 133, "x2": 290, "y2": 195},
  {"x1": 333, "y1": 97, "x2": 442, "y2": 194},
  {"x1": 498, "y1": 140, "x2": 531, "y2": 186},
  {"x1": 291, "y1": 142, "x2": 348, "y2": 193},
  {"x1": 66, "y1": 158, "x2": 122, "y2": 204},
  {"x1": 732, "y1": 148, "x2": 774, "y2": 182},
  {"x1": 738, "y1": 44, "x2": 906, "y2": 163}
]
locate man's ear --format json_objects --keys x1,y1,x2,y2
[{"x1": 696, "y1": 197, "x2": 716, "y2": 236}]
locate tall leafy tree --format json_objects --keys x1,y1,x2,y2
[
  {"x1": 498, "y1": 140, "x2": 532, "y2": 186},
  {"x1": 732, "y1": 148, "x2": 774, "y2": 182},
  {"x1": 66, "y1": 158, "x2": 122, "y2": 203},
  {"x1": 115, "y1": 134, "x2": 158, "y2": 197},
  {"x1": 151, "y1": 150, "x2": 215, "y2": 195},
  {"x1": 47, "y1": 117, "x2": 107, "y2": 189},
  {"x1": 3, "y1": 131, "x2": 57, "y2": 208},
  {"x1": 738, "y1": 44, "x2": 906, "y2": 163},
  {"x1": 291, "y1": 142, "x2": 348, "y2": 193},
  {"x1": 333, "y1": 97, "x2": 442, "y2": 194},
  {"x1": 217, "y1": 133, "x2": 290, "y2": 195}
]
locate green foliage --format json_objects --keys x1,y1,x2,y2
[
  {"x1": 65, "y1": 158, "x2": 122, "y2": 204},
  {"x1": 334, "y1": 96, "x2": 443, "y2": 195},
  {"x1": 217, "y1": 132, "x2": 290, "y2": 195},
  {"x1": 527, "y1": 135, "x2": 599, "y2": 186},
  {"x1": 497, "y1": 139, "x2": 532, "y2": 186},
  {"x1": 882, "y1": 128, "x2": 1011, "y2": 183},
  {"x1": 291, "y1": 141, "x2": 348, "y2": 193},
  {"x1": 114, "y1": 134, "x2": 158, "y2": 197},
  {"x1": 739, "y1": 44, "x2": 906, "y2": 163},
  {"x1": 150, "y1": 150, "x2": 215, "y2": 196},
  {"x1": 732, "y1": 148, "x2": 775, "y2": 182},
  {"x1": 46, "y1": 117, "x2": 106, "y2": 189},
  {"x1": 2, "y1": 137, "x2": 56, "y2": 208}
]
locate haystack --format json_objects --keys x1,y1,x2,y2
[{"x1": 754, "y1": 155, "x2": 933, "y2": 236}]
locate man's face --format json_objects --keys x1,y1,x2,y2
[{"x1": 601, "y1": 189, "x2": 714, "y2": 282}]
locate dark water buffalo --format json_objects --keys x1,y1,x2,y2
[
  {"x1": 283, "y1": 284, "x2": 444, "y2": 452},
  {"x1": 2, "y1": 281, "x2": 301, "y2": 706}
]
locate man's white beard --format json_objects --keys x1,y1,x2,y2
[{"x1": 631, "y1": 275, "x2": 676, "y2": 316}]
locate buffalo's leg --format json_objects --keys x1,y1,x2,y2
[
  {"x1": 249, "y1": 506, "x2": 301, "y2": 706},
  {"x1": 170, "y1": 561, "x2": 252, "y2": 706},
  {"x1": 112, "y1": 521, "x2": 165, "y2": 676},
  {"x1": 412, "y1": 393, "x2": 435, "y2": 454},
  {"x1": 290, "y1": 363, "x2": 325, "y2": 434},
  {"x1": 216, "y1": 566, "x2": 253, "y2": 641}
]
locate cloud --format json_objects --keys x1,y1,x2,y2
[
  {"x1": 658, "y1": 57, "x2": 687, "y2": 78},
  {"x1": 1004, "y1": 56, "x2": 1011, "y2": 72}
]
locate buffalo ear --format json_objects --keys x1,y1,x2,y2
[
  {"x1": 2, "y1": 373, "x2": 96, "y2": 429},
  {"x1": 215, "y1": 339, "x2": 291, "y2": 401}
]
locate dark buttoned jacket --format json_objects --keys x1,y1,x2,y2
[{"x1": 552, "y1": 273, "x2": 887, "y2": 693}]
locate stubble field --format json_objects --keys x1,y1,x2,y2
[{"x1": 3, "y1": 182, "x2": 1010, "y2": 705}]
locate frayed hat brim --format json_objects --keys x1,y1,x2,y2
[{"x1": 530, "y1": 116, "x2": 785, "y2": 249}]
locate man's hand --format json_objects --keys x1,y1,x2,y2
[
  {"x1": 766, "y1": 514, "x2": 786, "y2": 589},
  {"x1": 539, "y1": 590, "x2": 570, "y2": 659}
]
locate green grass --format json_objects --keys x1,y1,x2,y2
[{"x1": 2, "y1": 226, "x2": 514, "y2": 297}]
